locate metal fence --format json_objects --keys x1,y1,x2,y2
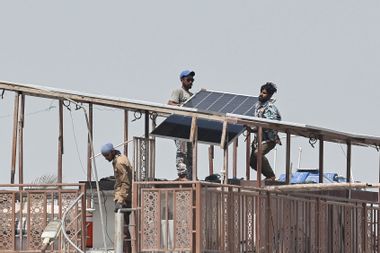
[
  {"x1": 0, "y1": 184, "x2": 86, "y2": 252},
  {"x1": 132, "y1": 181, "x2": 380, "y2": 253}
]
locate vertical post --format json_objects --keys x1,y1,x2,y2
[
  {"x1": 346, "y1": 141, "x2": 351, "y2": 183},
  {"x1": 223, "y1": 146, "x2": 228, "y2": 184},
  {"x1": 285, "y1": 132, "x2": 291, "y2": 184},
  {"x1": 319, "y1": 137, "x2": 324, "y2": 183},
  {"x1": 124, "y1": 110, "x2": 129, "y2": 156},
  {"x1": 233, "y1": 139, "x2": 238, "y2": 178},
  {"x1": 195, "y1": 182, "x2": 202, "y2": 252},
  {"x1": 18, "y1": 94, "x2": 25, "y2": 189},
  {"x1": 81, "y1": 185, "x2": 87, "y2": 251},
  {"x1": 256, "y1": 126, "x2": 263, "y2": 187},
  {"x1": 246, "y1": 127, "x2": 251, "y2": 180},
  {"x1": 115, "y1": 212, "x2": 125, "y2": 253},
  {"x1": 11, "y1": 93, "x2": 20, "y2": 183},
  {"x1": 87, "y1": 103, "x2": 93, "y2": 206},
  {"x1": 58, "y1": 100, "x2": 63, "y2": 184},
  {"x1": 208, "y1": 145, "x2": 214, "y2": 175},
  {"x1": 144, "y1": 111, "x2": 150, "y2": 180},
  {"x1": 190, "y1": 117, "x2": 198, "y2": 181}
]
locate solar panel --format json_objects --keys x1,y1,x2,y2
[{"x1": 151, "y1": 89, "x2": 258, "y2": 145}]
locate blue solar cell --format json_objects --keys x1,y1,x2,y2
[
  {"x1": 183, "y1": 90, "x2": 211, "y2": 108},
  {"x1": 195, "y1": 92, "x2": 224, "y2": 111}
]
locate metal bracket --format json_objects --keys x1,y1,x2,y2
[
  {"x1": 309, "y1": 135, "x2": 317, "y2": 148},
  {"x1": 132, "y1": 111, "x2": 142, "y2": 122},
  {"x1": 63, "y1": 100, "x2": 71, "y2": 111}
]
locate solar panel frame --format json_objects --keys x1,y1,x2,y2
[{"x1": 151, "y1": 89, "x2": 258, "y2": 145}]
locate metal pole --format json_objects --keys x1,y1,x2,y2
[
  {"x1": 319, "y1": 137, "x2": 324, "y2": 183},
  {"x1": 115, "y1": 211, "x2": 124, "y2": 253},
  {"x1": 233, "y1": 139, "x2": 238, "y2": 178},
  {"x1": 10, "y1": 93, "x2": 20, "y2": 183},
  {"x1": 246, "y1": 128, "x2": 251, "y2": 180},
  {"x1": 144, "y1": 111, "x2": 150, "y2": 180},
  {"x1": 192, "y1": 118, "x2": 198, "y2": 181},
  {"x1": 346, "y1": 141, "x2": 351, "y2": 183},
  {"x1": 208, "y1": 145, "x2": 214, "y2": 175},
  {"x1": 285, "y1": 132, "x2": 291, "y2": 184},
  {"x1": 67, "y1": 98, "x2": 108, "y2": 252},
  {"x1": 256, "y1": 127, "x2": 263, "y2": 187},
  {"x1": 87, "y1": 103, "x2": 93, "y2": 207},
  {"x1": 58, "y1": 100, "x2": 63, "y2": 184},
  {"x1": 18, "y1": 94, "x2": 25, "y2": 189},
  {"x1": 223, "y1": 146, "x2": 228, "y2": 184},
  {"x1": 124, "y1": 110, "x2": 129, "y2": 156}
]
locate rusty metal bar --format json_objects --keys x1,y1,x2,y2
[
  {"x1": 223, "y1": 146, "x2": 228, "y2": 184},
  {"x1": 347, "y1": 141, "x2": 351, "y2": 183},
  {"x1": 87, "y1": 104, "x2": 93, "y2": 204},
  {"x1": 233, "y1": 139, "x2": 238, "y2": 178},
  {"x1": 11, "y1": 93, "x2": 20, "y2": 183},
  {"x1": 18, "y1": 94, "x2": 25, "y2": 188},
  {"x1": 195, "y1": 182, "x2": 202, "y2": 252},
  {"x1": 58, "y1": 100, "x2": 63, "y2": 184},
  {"x1": 144, "y1": 111, "x2": 150, "y2": 180},
  {"x1": 286, "y1": 132, "x2": 291, "y2": 184},
  {"x1": 256, "y1": 127, "x2": 263, "y2": 187},
  {"x1": 246, "y1": 128, "x2": 251, "y2": 180},
  {"x1": 208, "y1": 145, "x2": 214, "y2": 175},
  {"x1": 81, "y1": 186, "x2": 86, "y2": 251},
  {"x1": 319, "y1": 137, "x2": 324, "y2": 183},
  {"x1": 191, "y1": 117, "x2": 198, "y2": 181},
  {"x1": 124, "y1": 109, "x2": 129, "y2": 156}
]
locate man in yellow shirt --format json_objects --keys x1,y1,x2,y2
[{"x1": 101, "y1": 143, "x2": 132, "y2": 252}]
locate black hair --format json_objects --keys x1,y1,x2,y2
[{"x1": 260, "y1": 82, "x2": 277, "y2": 96}]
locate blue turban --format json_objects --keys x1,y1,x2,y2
[{"x1": 101, "y1": 143, "x2": 114, "y2": 155}]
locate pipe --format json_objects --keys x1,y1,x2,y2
[
  {"x1": 67, "y1": 98, "x2": 108, "y2": 252},
  {"x1": 115, "y1": 211, "x2": 124, "y2": 253}
]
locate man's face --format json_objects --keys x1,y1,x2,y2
[
  {"x1": 102, "y1": 152, "x2": 114, "y2": 162},
  {"x1": 181, "y1": 76, "x2": 194, "y2": 91},
  {"x1": 259, "y1": 88, "x2": 272, "y2": 103}
]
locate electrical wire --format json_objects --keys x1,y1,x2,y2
[{"x1": 0, "y1": 100, "x2": 56, "y2": 119}]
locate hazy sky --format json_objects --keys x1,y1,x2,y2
[{"x1": 1, "y1": 1, "x2": 379, "y2": 184}]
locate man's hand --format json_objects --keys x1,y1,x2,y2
[{"x1": 114, "y1": 202, "x2": 124, "y2": 213}]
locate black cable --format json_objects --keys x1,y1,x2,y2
[{"x1": 101, "y1": 189, "x2": 114, "y2": 244}]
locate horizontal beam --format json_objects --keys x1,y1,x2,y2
[{"x1": 1, "y1": 81, "x2": 379, "y2": 148}]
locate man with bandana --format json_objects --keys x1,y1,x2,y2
[
  {"x1": 101, "y1": 143, "x2": 132, "y2": 252},
  {"x1": 250, "y1": 82, "x2": 281, "y2": 181}
]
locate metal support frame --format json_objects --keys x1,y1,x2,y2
[
  {"x1": 346, "y1": 141, "x2": 351, "y2": 183},
  {"x1": 246, "y1": 128, "x2": 251, "y2": 180},
  {"x1": 86, "y1": 103, "x2": 93, "y2": 206},
  {"x1": 191, "y1": 117, "x2": 198, "y2": 181},
  {"x1": 285, "y1": 132, "x2": 291, "y2": 184},
  {"x1": 18, "y1": 94, "x2": 25, "y2": 189},
  {"x1": 233, "y1": 139, "x2": 238, "y2": 178},
  {"x1": 58, "y1": 100, "x2": 63, "y2": 184},
  {"x1": 10, "y1": 93, "x2": 20, "y2": 183},
  {"x1": 144, "y1": 111, "x2": 150, "y2": 180},
  {"x1": 256, "y1": 126, "x2": 263, "y2": 187},
  {"x1": 124, "y1": 110, "x2": 129, "y2": 156},
  {"x1": 319, "y1": 137, "x2": 324, "y2": 183},
  {"x1": 208, "y1": 145, "x2": 214, "y2": 175}
]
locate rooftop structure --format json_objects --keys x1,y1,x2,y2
[{"x1": 0, "y1": 80, "x2": 380, "y2": 252}]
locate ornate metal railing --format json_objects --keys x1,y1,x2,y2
[
  {"x1": 132, "y1": 181, "x2": 380, "y2": 253},
  {"x1": 0, "y1": 183, "x2": 86, "y2": 252}
]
